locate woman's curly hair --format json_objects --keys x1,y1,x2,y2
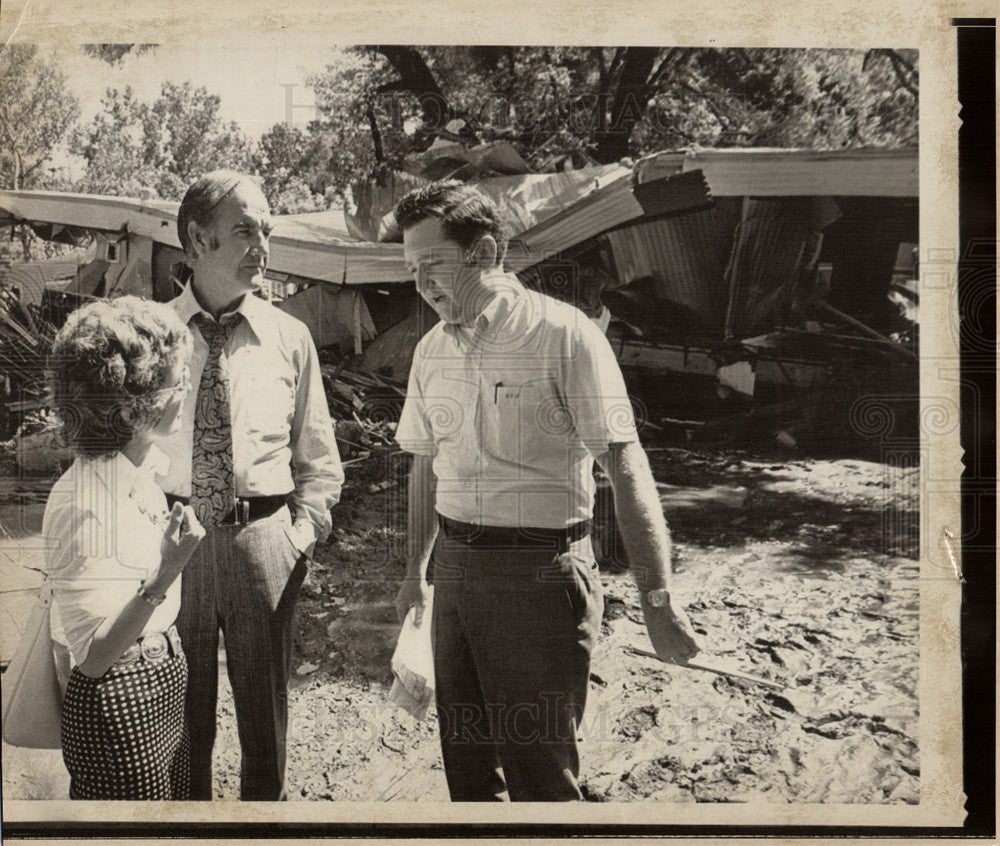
[{"x1": 49, "y1": 296, "x2": 193, "y2": 457}]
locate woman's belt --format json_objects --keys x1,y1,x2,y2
[{"x1": 115, "y1": 625, "x2": 183, "y2": 667}]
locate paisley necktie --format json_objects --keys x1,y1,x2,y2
[{"x1": 190, "y1": 313, "x2": 239, "y2": 525}]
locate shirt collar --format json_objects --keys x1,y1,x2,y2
[
  {"x1": 174, "y1": 281, "x2": 208, "y2": 325},
  {"x1": 175, "y1": 281, "x2": 270, "y2": 344},
  {"x1": 142, "y1": 444, "x2": 171, "y2": 478},
  {"x1": 443, "y1": 271, "x2": 526, "y2": 345},
  {"x1": 85, "y1": 444, "x2": 169, "y2": 498}
]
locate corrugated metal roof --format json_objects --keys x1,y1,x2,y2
[
  {"x1": 0, "y1": 191, "x2": 178, "y2": 243},
  {"x1": 0, "y1": 148, "x2": 919, "y2": 291},
  {"x1": 0, "y1": 191, "x2": 409, "y2": 286},
  {"x1": 505, "y1": 170, "x2": 642, "y2": 272},
  {"x1": 605, "y1": 199, "x2": 742, "y2": 326},
  {"x1": 723, "y1": 197, "x2": 842, "y2": 338},
  {"x1": 675, "y1": 148, "x2": 917, "y2": 197}
]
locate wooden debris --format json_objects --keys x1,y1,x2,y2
[
  {"x1": 1, "y1": 292, "x2": 56, "y2": 390},
  {"x1": 319, "y1": 354, "x2": 405, "y2": 485},
  {"x1": 625, "y1": 645, "x2": 786, "y2": 691},
  {"x1": 0, "y1": 280, "x2": 59, "y2": 441},
  {"x1": 818, "y1": 303, "x2": 918, "y2": 361}
]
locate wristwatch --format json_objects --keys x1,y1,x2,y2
[
  {"x1": 644, "y1": 588, "x2": 671, "y2": 608},
  {"x1": 137, "y1": 582, "x2": 166, "y2": 607}
]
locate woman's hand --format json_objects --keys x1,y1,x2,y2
[
  {"x1": 158, "y1": 502, "x2": 205, "y2": 577},
  {"x1": 77, "y1": 504, "x2": 205, "y2": 678}
]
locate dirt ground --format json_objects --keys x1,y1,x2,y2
[
  {"x1": 232, "y1": 439, "x2": 920, "y2": 803},
  {"x1": 1, "y1": 437, "x2": 920, "y2": 804}
]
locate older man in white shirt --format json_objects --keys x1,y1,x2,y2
[{"x1": 157, "y1": 170, "x2": 343, "y2": 801}]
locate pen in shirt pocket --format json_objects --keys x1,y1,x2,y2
[{"x1": 494, "y1": 381, "x2": 503, "y2": 403}]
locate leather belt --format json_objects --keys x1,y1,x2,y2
[
  {"x1": 115, "y1": 625, "x2": 183, "y2": 667},
  {"x1": 438, "y1": 514, "x2": 590, "y2": 549},
  {"x1": 165, "y1": 494, "x2": 287, "y2": 526}
]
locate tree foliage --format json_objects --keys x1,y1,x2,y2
[
  {"x1": 246, "y1": 46, "x2": 917, "y2": 209},
  {"x1": 71, "y1": 81, "x2": 255, "y2": 200},
  {"x1": 0, "y1": 44, "x2": 81, "y2": 190},
  {"x1": 360, "y1": 46, "x2": 918, "y2": 164},
  {"x1": 251, "y1": 124, "x2": 336, "y2": 213},
  {"x1": 302, "y1": 50, "x2": 425, "y2": 199},
  {"x1": 11, "y1": 44, "x2": 917, "y2": 217},
  {"x1": 81, "y1": 44, "x2": 158, "y2": 66}
]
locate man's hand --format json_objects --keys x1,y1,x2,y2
[
  {"x1": 395, "y1": 576, "x2": 431, "y2": 627},
  {"x1": 286, "y1": 519, "x2": 317, "y2": 558},
  {"x1": 640, "y1": 590, "x2": 701, "y2": 665}
]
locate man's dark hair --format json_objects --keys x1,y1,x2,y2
[
  {"x1": 394, "y1": 180, "x2": 510, "y2": 266},
  {"x1": 177, "y1": 170, "x2": 261, "y2": 258}
]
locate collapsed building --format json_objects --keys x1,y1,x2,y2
[{"x1": 0, "y1": 147, "x2": 918, "y2": 452}]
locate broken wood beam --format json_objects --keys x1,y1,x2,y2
[{"x1": 818, "y1": 303, "x2": 918, "y2": 362}]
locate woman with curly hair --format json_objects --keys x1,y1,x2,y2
[{"x1": 44, "y1": 295, "x2": 205, "y2": 800}]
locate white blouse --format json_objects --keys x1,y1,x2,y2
[{"x1": 43, "y1": 446, "x2": 181, "y2": 667}]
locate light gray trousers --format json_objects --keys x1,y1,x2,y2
[{"x1": 175, "y1": 505, "x2": 307, "y2": 801}]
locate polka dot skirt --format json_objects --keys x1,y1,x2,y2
[{"x1": 61, "y1": 648, "x2": 190, "y2": 800}]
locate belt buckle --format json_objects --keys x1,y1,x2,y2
[
  {"x1": 219, "y1": 498, "x2": 250, "y2": 527},
  {"x1": 140, "y1": 633, "x2": 169, "y2": 662}
]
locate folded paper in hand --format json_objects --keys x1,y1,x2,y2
[{"x1": 388, "y1": 589, "x2": 434, "y2": 720}]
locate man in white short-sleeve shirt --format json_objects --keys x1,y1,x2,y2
[{"x1": 393, "y1": 180, "x2": 701, "y2": 802}]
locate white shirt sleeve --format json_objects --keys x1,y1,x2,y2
[
  {"x1": 44, "y1": 461, "x2": 180, "y2": 668},
  {"x1": 395, "y1": 349, "x2": 437, "y2": 456},
  {"x1": 562, "y1": 318, "x2": 639, "y2": 457},
  {"x1": 286, "y1": 325, "x2": 344, "y2": 544}
]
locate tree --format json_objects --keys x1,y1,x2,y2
[
  {"x1": 252, "y1": 124, "x2": 331, "y2": 213},
  {"x1": 0, "y1": 45, "x2": 81, "y2": 260},
  {"x1": 81, "y1": 44, "x2": 158, "y2": 66},
  {"x1": 70, "y1": 86, "x2": 155, "y2": 197},
  {"x1": 298, "y1": 46, "x2": 917, "y2": 186},
  {"x1": 0, "y1": 44, "x2": 81, "y2": 191},
  {"x1": 141, "y1": 81, "x2": 255, "y2": 190},
  {"x1": 303, "y1": 49, "x2": 425, "y2": 201},
  {"x1": 72, "y1": 81, "x2": 255, "y2": 200},
  {"x1": 663, "y1": 48, "x2": 920, "y2": 149}
]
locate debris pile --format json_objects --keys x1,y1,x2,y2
[
  {"x1": 0, "y1": 281, "x2": 68, "y2": 475},
  {"x1": 0, "y1": 281, "x2": 58, "y2": 438},
  {"x1": 319, "y1": 352, "x2": 407, "y2": 491}
]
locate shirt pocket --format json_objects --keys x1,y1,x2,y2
[
  {"x1": 426, "y1": 376, "x2": 477, "y2": 447},
  {"x1": 244, "y1": 364, "x2": 295, "y2": 440},
  {"x1": 486, "y1": 380, "x2": 573, "y2": 467}
]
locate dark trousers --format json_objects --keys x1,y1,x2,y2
[
  {"x1": 175, "y1": 505, "x2": 307, "y2": 801},
  {"x1": 431, "y1": 527, "x2": 603, "y2": 801}
]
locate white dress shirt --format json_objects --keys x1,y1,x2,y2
[
  {"x1": 157, "y1": 285, "x2": 344, "y2": 543},
  {"x1": 43, "y1": 447, "x2": 179, "y2": 667}
]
